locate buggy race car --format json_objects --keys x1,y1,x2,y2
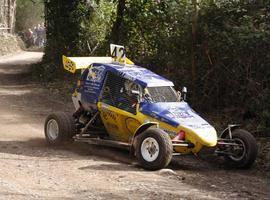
[{"x1": 44, "y1": 44, "x2": 258, "y2": 170}]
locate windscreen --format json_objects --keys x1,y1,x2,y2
[{"x1": 146, "y1": 86, "x2": 179, "y2": 102}]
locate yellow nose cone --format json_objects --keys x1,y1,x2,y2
[
  {"x1": 184, "y1": 127, "x2": 217, "y2": 147},
  {"x1": 195, "y1": 127, "x2": 217, "y2": 147}
]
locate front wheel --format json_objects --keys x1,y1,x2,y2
[
  {"x1": 44, "y1": 112, "x2": 76, "y2": 146},
  {"x1": 224, "y1": 129, "x2": 258, "y2": 169},
  {"x1": 135, "y1": 128, "x2": 173, "y2": 170}
]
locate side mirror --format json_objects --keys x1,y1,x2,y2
[
  {"x1": 176, "y1": 91, "x2": 181, "y2": 102},
  {"x1": 182, "y1": 87, "x2": 187, "y2": 101}
]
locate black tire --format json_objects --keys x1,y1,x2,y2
[
  {"x1": 44, "y1": 112, "x2": 76, "y2": 146},
  {"x1": 224, "y1": 129, "x2": 258, "y2": 169},
  {"x1": 135, "y1": 128, "x2": 173, "y2": 170}
]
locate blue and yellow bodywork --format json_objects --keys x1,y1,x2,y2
[{"x1": 63, "y1": 56, "x2": 218, "y2": 154}]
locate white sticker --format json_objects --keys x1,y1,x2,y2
[{"x1": 110, "y1": 44, "x2": 126, "y2": 65}]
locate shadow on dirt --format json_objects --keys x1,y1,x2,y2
[
  {"x1": 78, "y1": 162, "x2": 141, "y2": 172},
  {"x1": 0, "y1": 136, "x2": 269, "y2": 199},
  {"x1": 0, "y1": 136, "x2": 233, "y2": 173},
  {"x1": 0, "y1": 65, "x2": 33, "y2": 85},
  {"x1": 0, "y1": 138, "x2": 135, "y2": 165}
]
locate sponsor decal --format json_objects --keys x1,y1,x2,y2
[
  {"x1": 102, "y1": 110, "x2": 118, "y2": 122},
  {"x1": 87, "y1": 65, "x2": 105, "y2": 82}
]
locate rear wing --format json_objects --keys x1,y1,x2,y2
[
  {"x1": 63, "y1": 56, "x2": 112, "y2": 73},
  {"x1": 63, "y1": 44, "x2": 134, "y2": 73}
]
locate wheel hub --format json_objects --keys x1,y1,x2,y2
[
  {"x1": 147, "y1": 142, "x2": 157, "y2": 156},
  {"x1": 47, "y1": 119, "x2": 59, "y2": 140},
  {"x1": 141, "y1": 137, "x2": 159, "y2": 162},
  {"x1": 229, "y1": 138, "x2": 246, "y2": 161}
]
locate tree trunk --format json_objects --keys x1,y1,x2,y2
[
  {"x1": 7, "y1": 0, "x2": 10, "y2": 32},
  {"x1": 0, "y1": 0, "x2": 16, "y2": 33},
  {"x1": 110, "y1": 0, "x2": 125, "y2": 44},
  {"x1": 9, "y1": 0, "x2": 16, "y2": 33},
  {"x1": 191, "y1": 0, "x2": 198, "y2": 101}
]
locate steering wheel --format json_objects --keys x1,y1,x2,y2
[{"x1": 103, "y1": 86, "x2": 116, "y2": 106}]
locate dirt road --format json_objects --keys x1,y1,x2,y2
[{"x1": 0, "y1": 52, "x2": 269, "y2": 200}]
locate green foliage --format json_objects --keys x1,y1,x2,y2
[
  {"x1": 196, "y1": 1, "x2": 270, "y2": 116},
  {"x1": 103, "y1": 0, "x2": 194, "y2": 89},
  {"x1": 41, "y1": 0, "x2": 93, "y2": 80},
  {"x1": 86, "y1": 0, "x2": 116, "y2": 52},
  {"x1": 258, "y1": 111, "x2": 270, "y2": 129},
  {"x1": 40, "y1": 0, "x2": 115, "y2": 80},
  {"x1": 16, "y1": 0, "x2": 44, "y2": 32}
]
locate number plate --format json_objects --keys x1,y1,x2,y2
[{"x1": 110, "y1": 44, "x2": 126, "y2": 65}]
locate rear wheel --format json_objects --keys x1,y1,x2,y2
[
  {"x1": 224, "y1": 129, "x2": 258, "y2": 169},
  {"x1": 44, "y1": 112, "x2": 76, "y2": 145},
  {"x1": 135, "y1": 128, "x2": 173, "y2": 170}
]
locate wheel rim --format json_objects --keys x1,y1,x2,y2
[
  {"x1": 141, "y1": 137, "x2": 160, "y2": 162},
  {"x1": 229, "y1": 138, "x2": 246, "y2": 161},
  {"x1": 46, "y1": 119, "x2": 59, "y2": 141}
]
